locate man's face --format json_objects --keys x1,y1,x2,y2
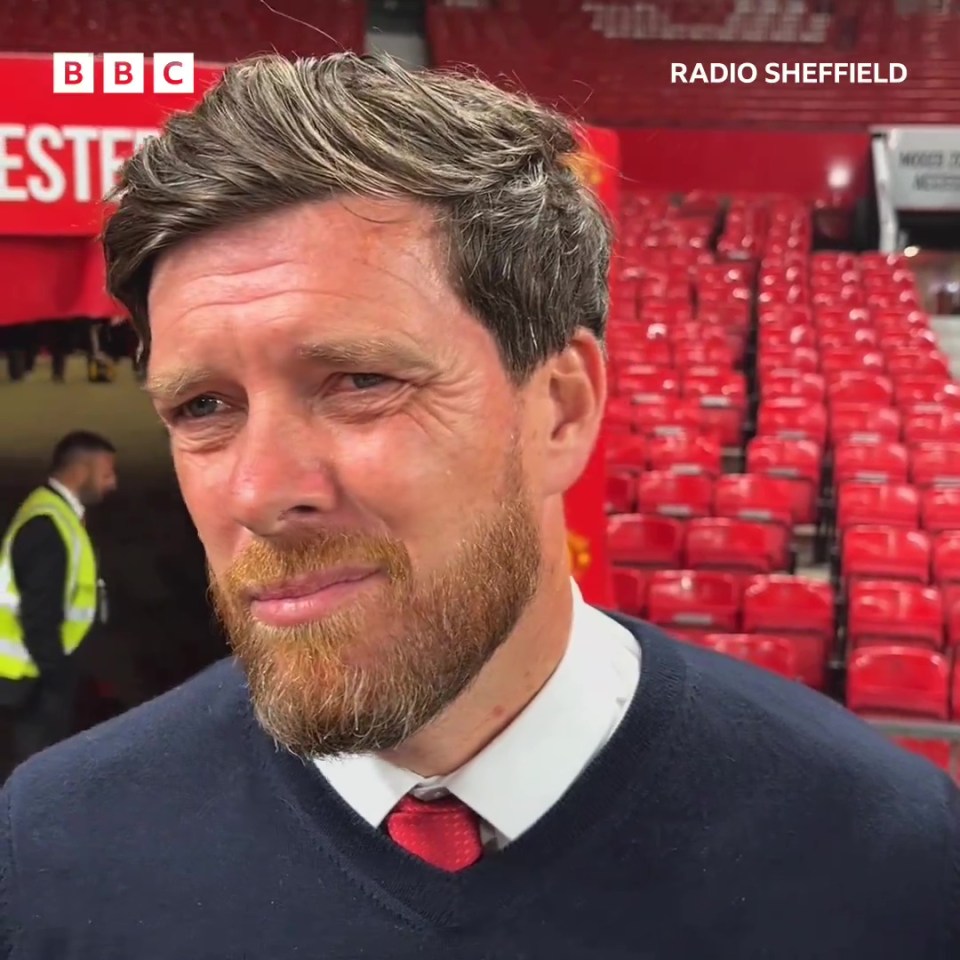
[
  {"x1": 146, "y1": 200, "x2": 547, "y2": 758},
  {"x1": 78, "y1": 452, "x2": 117, "y2": 505}
]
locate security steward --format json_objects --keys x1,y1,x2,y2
[{"x1": 0, "y1": 431, "x2": 117, "y2": 772}]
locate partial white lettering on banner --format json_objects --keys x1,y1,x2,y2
[{"x1": 0, "y1": 124, "x2": 157, "y2": 203}]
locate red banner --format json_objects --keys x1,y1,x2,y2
[
  {"x1": 0, "y1": 54, "x2": 222, "y2": 237},
  {"x1": 562, "y1": 125, "x2": 620, "y2": 607},
  {"x1": 0, "y1": 55, "x2": 223, "y2": 325}
]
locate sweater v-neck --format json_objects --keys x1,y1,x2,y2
[{"x1": 257, "y1": 617, "x2": 690, "y2": 930}]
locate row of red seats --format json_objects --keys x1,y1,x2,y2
[
  {"x1": 606, "y1": 471, "x2": 794, "y2": 524},
  {"x1": 610, "y1": 570, "x2": 833, "y2": 687},
  {"x1": 718, "y1": 198, "x2": 810, "y2": 261},
  {"x1": 830, "y1": 481, "x2": 960, "y2": 535},
  {"x1": 755, "y1": 398, "x2": 960, "y2": 448},
  {"x1": 609, "y1": 329, "x2": 745, "y2": 368},
  {"x1": 606, "y1": 386, "x2": 744, "y2": 447},
  {"x1": 608, "y1": 513, "x2": 792, "y2": 578},
  {"x1": 757, "y1": 370, "x2": 958, "y2": 410}
]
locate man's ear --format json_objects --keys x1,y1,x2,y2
[{"x1": 539, "y1": 329, "x2": 607, "y2": 498}]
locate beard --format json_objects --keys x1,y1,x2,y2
[{"x1": 209, "y1": 454, "x2": 542, "y2": 760}]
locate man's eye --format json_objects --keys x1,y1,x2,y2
[
  {"x1": 176, "y1": 396, "x2": 224, "y2": 420},
  {"x1": 345, "y1": 373, "x2": 392, "y2": 391}
]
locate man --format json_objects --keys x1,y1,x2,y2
[
  {"x1": 0, "y1": 431, "x2": 116, "y2": 771},
  {"x1": 0, "y1": 54, "x2": 956, "y2": 957}
]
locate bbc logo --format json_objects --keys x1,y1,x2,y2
[{"x1": 53, "y1": 53, "x2": 195, "y2": 94}]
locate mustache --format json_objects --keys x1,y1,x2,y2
[{"x1": 213, "y1": 531, "x2": 413, "y2": 597}]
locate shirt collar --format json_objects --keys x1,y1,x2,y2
[
  {"x1": 48, "y1": 477, "x2": 85, "y2": 520},
  {"x1": 315, "y1": 579, "x2": 640, "y2": 842}
]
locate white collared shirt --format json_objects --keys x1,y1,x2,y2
[
  {"x1": 315, "y1": 580, "x2": 641, "y2": 850},
  {"x1": 47, "y1": 477, "x2": 85, "y2": 521}
]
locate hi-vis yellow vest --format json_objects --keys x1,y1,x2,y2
[{"x1": 0, "y1": 487, "x2": 97, "y2": 680}]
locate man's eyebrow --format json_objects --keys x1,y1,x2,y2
[
  {"x1": 296, "y1": 338, "x2": 438, "y2": 374},
  {"x1": 144, "y1": 366, "x2": 219, "y2": 405},
  {"x1": 144, "y1": 339, "x2": 438, "y2": 404}
]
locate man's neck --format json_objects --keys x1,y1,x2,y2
[
  {"x1": 381, "y1": 567, "x2": 574, "y2": 778},
  {"x1": 48, "y1": 476, "x2": 85, "y2": 519}
]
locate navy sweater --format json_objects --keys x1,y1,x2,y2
[{"x1": 2, "y1": 616, "x2": 958, "y2": 959}]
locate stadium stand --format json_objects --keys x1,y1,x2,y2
[
  {"x1": 603, "y1": 175, "x2": 960, "y2": 779},
  {"x1": 429, "y1": 0, "x2": 960, "y2": 126},
  {"x1": 0, "y1": 0, "x2": 365, "y2": 59}
]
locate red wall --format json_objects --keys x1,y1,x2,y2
[{"x1": 618, "y1": 128, "x2": 873, "y2": 208}]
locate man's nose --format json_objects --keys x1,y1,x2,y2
[{"x1": 225, "y1": 409, "x2": 339, "y2": 538}]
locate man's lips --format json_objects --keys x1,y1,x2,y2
[
  {"x1": 246, "y1": 567, "x2": 380, "y2": 602},
  {"x1": 245, "y1": 567, "x2": 382, "y2": 626}
]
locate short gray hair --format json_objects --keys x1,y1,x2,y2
[{"x1": 102, "y1": 53, "x2": 612, "y2": 381}]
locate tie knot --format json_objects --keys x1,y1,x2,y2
[{"x1": 386, "y1": 794, "x2": 484, "y2": 872}]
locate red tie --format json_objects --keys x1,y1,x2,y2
[{"x1": 385, "y1": 794, "x2": 484, "y2": 872}]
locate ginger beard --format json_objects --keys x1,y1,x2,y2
[{"x1": 210, "y1": 450, "x2": 542, "y2": 759}]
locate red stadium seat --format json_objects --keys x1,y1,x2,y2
[
  {"x1": 605, "y1": 434, "x2": 648, "y2": 474},
  {"x1": 887, "y1": 349, "x2": 951, "y2": 379},
  {"x1": 685, "y1": 518, "x2": 790, "y2": 577},
  {"x1": 758, "y1": 347, "x2": 820, "y2": 381},
  {"x1": 847, "y1": 646, "x2": 950, "y2": 720},
  {"x1": 642, "y1": 300, "x2": 693, "y2": 326},
  {"x1": 903, "y1": 409, "x2": 960, "y2": 446},
  {"x1": 757, "y1": 324, "x2": 815, "y2": 351},
  {"x1": 945, "y1": 586, "x2": 960, "y2": 650},
  {"x1": 815, "y1": 306, "x2": 871, "y2": 330},
  {"x1": 607, "y1": 515, "x2": 685, "y2": 568},
  {"x1": 762, "y1": 371, "x2": 825, "y2": 404},
  {"x1": 713, "y1": 474, "x2": 794, "y2": 529},
  {"x1": 831, "y1": 442, "x2": 909, "y2": 487},
  {"x1": 674, "y1": 341, "x2": 734, "y2": 369},
  {"x1": 894, "y1": 376, "x2": 960, "y2": 409},
  {"x1": 817, "y1": 328, "x2": 878, "y2": 352},
  {"x1": 646, "y1": 432, "x2": 722, "y2": 477},
  {"x1": 616, "y1": 370, "x2": 681, "y2": 402},
  {"x1": 836, "y1": 482, "x2": 919, "y2": 531},
  {"x1": 841, "y1": 526, "x2": 931, "y2": 583},
  {"x1": 681, "y1": 370, "x2": 746, "y2": 447},
  {"x1": 700, "y1": 633, "x2": 800, "y2": 680},
  {"x1": 604, "y1": 397, "x2": 638, "y2": 434},
  {"x1": 613, "y1": 341, "x2": 673, "y2": 368},
  {"x1": 829, "y1": 404, "x2": 902, "y2": 446},
  {"x1": 873, "y1": 309, "x2": 929, "y2": 334},
  {"x1": 646, "y1": 570, "x2": 741, "y2": 641},
  {"x1": 911, "y1": 442, "x2": 960, "y2": 488},
  {"x1": 635, "y1": 471, "x2": 713, "y2": 520},
  {"x1": 820, "y1": 348, "x2": 885, "y2": 378},
  {"x1": 847, "y1": 580, "x2": 943, "y2": 651},
  {"x1": 879, "y1": 329, "x2": 938, "y2": 353},
  {"x1": 826, "y1": 374, "x2": 894, "y2": 408},
  {"x1": 745, "y1": 437, "x2": 822, "y2": 525},
  {"x1": 632, "y1": 397, "x2": 706, "y2": 438},
  {"x1": 932, "y1": 531, "x2": 960, "y2": 587},
  {"x1": 756, "y1": 398, "x2": 828, "y2": 445},
  {"x1": 921, "y1": 487, "x2": 960, "y2": 537},
  {"x1": 611, "y1": 568, "x2": 648, "y2": 618},
  {"x1": 605, "y1": 470, "x2": 635, "y2": 514},
  {"x1": 741, "y1": 574, "x2": 834, "y2": 688}
]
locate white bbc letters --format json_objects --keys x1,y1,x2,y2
[{"x1": 52, "y1": 53, "x2": 195, "y2": 94}]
